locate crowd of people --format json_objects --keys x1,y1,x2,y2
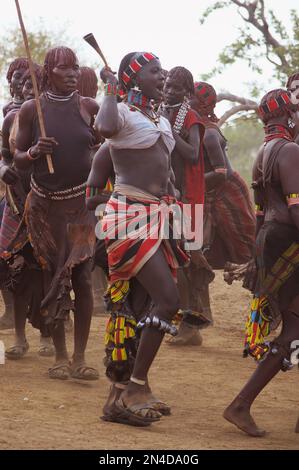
[{"x1": 0, "y1": 45, "x2": 298, "y2": 436}]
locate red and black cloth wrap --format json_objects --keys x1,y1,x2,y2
[
  {"x1": 204, "y1": 172, "x2": 256, "y2": 269},
  {"x1": 103, "y1": 190, "x2": 189, "y2": 284},
  {"x1": 171, "y1": 108, "x2": 206, "y2": 229}
]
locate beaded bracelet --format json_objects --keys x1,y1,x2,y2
[
  {"x1": 104, "y1": 83, "x2": 117, "y2": 96},
  {"x1": 86, "y1": 186, "x2": 102, "y2": 198}
]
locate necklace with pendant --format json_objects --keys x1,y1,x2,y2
[{"x1": 128, "y1": 103, "x2": 160, "y2": 125}]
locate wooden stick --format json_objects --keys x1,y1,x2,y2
[{"x1": 14, "y1": 0, "x2": 54, "y2": 174}]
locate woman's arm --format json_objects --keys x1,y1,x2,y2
[
  {"x1": 0, "y1": 112, "x2": 20, "y2": 185},
  {"x1": 204, "y1": 128, "x2": 227, "y2": 191},
  {"x1": 279, "y1": 142, "x2": 299, "y2": 233},
  {"x1": 173, "y1": 124, "x2": 201, "y2": 164},
  {"x1": 95, "y1": 68, "x2": 119, "y2": 138},
  {"x1": 252, "y1": 147, "x2": 265, "y2": 237},
  {"x1": 86, "y1": 142, "x2": 115, "y2": 210},
  {"x1": 14, "y1": 100, "x2": 57, "y2": 170}
]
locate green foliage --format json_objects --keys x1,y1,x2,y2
[
  {"x1": 0, "y1": 20, "x2": 73, "y2": 105},
  {"x1": 222, "y1": 116, "x2": 264, "y2": 184},
  {"x1": 200, "y1": 1, "x2": 299, "y2": 83},
  {"x1": 0, "y1": 20, "x2": 70, "y2": 76},
  {"x1": 199, "y1": 1, "x2": 230, "y2": 25}
]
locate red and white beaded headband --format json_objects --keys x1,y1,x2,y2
[
  {"x1": 259, "y1": 91, "x2": 293, "y2": 118},
  {"x1": 122, "y1": 52, "x2": 158, "y2": 87}
]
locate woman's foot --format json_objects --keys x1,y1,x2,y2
[
  {"x1": 167, "y1": 321, "x2": 203, "y2": 346},
  {"x1": 39, "y1": 335, "x2": 55, "y2": 357},
  {"x1": 102, "y1": 383, "x2": 125, "y2": 418},
  {"x1": 48, "y1": 359, "x2": 71, "y2": 380},
  {"x1": 102, "y1": 381, "x2": 161, "y2": 427},
  {"x1": 117, "y1": 382, "x2": 162, "y2": 420},
  {"x1": 70, "y1": 359, "x2": 99, "y2": 380},
  {"x1": 6, "y1": 339, "x2": 29, "y2": 360},
  {"x1": 144, "y1": 382, "x2": 171, "y2": 415},
  {"x1": 223, "y1": 397, "x2": 266, "y2": 437}
]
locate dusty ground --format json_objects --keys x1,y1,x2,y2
[{"x1": 0, "y1": 272, "x2": 298, "y2": 450}]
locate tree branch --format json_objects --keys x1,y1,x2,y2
[
  {"x1": 231, "y1": 0, "x2": 289, "y2": 69},
  {"x1": 217, "y1": 92, "x2": 257, "y2": 106},
  {"x1": 218, "y1": 103, "x2": 258, "y2": 127}
]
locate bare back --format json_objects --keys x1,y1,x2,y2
[{"x1": 255, "y1": 139, "x2": 299, "y2": 225}]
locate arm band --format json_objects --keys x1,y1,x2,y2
[
  {"x1": 214, "y1": 167, "x2": 227, "y2": 175},
  {"x1": 286, "y1": 193, "x2": 299, "y2": 207},
  {"x1": 86, "y1": 186, "x2": 102, "y2": 198},
  {"x1": 104, "y1": 83, "x2": 117, "y2": 96}
]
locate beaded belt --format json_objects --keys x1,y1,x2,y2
[{"x1": 31, "y1": 176, "x2": 86, "y2": 201}]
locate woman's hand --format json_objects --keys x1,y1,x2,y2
[
  {"x1": 29, "y1": 137, "x2": 58, "y2": 159},
  {"x1": 0, "y1": 165, "x2": 19, "y2": 185},
  {"x1": 100, "y1": 67, "x2": 117, "y2": 85}
]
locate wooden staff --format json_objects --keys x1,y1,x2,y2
[{"x1": 14, "y1": 0, "x2": 54, "y2": 174}]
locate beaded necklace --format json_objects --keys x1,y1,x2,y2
[
  {"x1": 128, "y1": 104, "x2": 160, "y2": 125},
  {"x1": 127, "y1": 89, "x2": 153, "y2": 108},
  {"x1": 126, "y1": 89, "x2": 159, "y2": 125},
  {"x1": 46, "y1": 90, "x2": 77, "y2": 102},
  {"x1": 264, "y1": 124, "x2": 294, "y2": 144},
  {"x1": 12, "y1": 97, "x2": 24, "y2": 106},
  {"x1": 172, "y1": 99, "x2": 190, "y2": 134},
  {"x1": 163, "y1": 102, "x2": 182, "y2": 109}
]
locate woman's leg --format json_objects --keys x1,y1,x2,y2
[
  {"x1": 118, "y1": 247, "x2": 180, "y2": 413},
  {"x1": 0, "y1": 289, "x2": 15, "y2": 329},
  {"x1": 224, "y1": 300, "x2": 299, "y2": 436},
  {"x1": 5, "y1": 292, "x2": 29, "y2": 359}
]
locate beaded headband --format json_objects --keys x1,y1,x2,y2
[
  {"x1": 259, "y1": 91, "x2": 293, "y2": 118},
  {"x1": 122, "y1": 52, "x2": 158, "y2": 87}
]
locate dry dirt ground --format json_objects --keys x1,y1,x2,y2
[{"x1": 0, "y1": 271, "x2": 298, "y2": 450}]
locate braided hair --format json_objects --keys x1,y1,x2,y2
[
  {"x1": 167, "y1": 66, "x2": 194, "y2": 97},
  {"x1": 6, "y1": 57, "x2": 29, "y2": 83},
  {"x1": 21, "y1": 64, "x2": 43, "y2": 91},
  {"x1": 77, "y1": 66, "x2": 98, "y2": 98},
  {"x1": 193, "y1": 81, "x2": 218, "y2": 123},
  {"x1": 42, "y1": 46, "x2": 78, "y2": 90}
]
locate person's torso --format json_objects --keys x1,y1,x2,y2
[
  {"x1": 111, "y1": 136, "x2": 170, "y2": 197},
  {"x1": 109, "y1": 103, "x2": 174, "y2": 197},
  {"x1": 31, "y1": 93, "x2": 94, "y2": 191},
  {"x1": 262, "y1": 139, "x2": 293, "y2": 225}
]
